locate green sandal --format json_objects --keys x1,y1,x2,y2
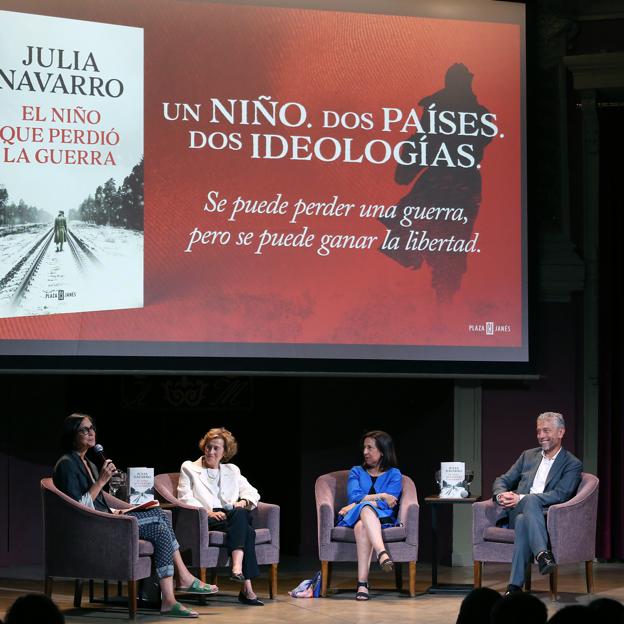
[
  {"x1": 175, "y1": 578, "x2": 219, "y2": 594},
  {"x1": 160, "y1": 602, "x2": 198, "y2": 618}
]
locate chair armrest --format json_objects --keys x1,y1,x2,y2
[
  {"x1": 317, "y1": 502, "x2": 334, "y2": 547},
  {"x1": 472, "y1": 499, "x2": 505, "y2": 544},
  {"x1": 44, "y1": 500, "x2": 142, "y2": 580},
  {"x1": 547, "y1": 488, "x2": 598, "y2": 563},
  {"x1": 169, "y1": 505, "x2": 211, "y2": 553},
  {"x1": 252, "y1": 502, "x2": 280, "y2": 548},
  {"x1": 398, "y1": 501, "x2": 419, "y2": 546},
  {"x1": 315, "y1": 477, "x2": 337, "y2": 548}
]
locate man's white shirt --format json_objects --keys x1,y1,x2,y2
[{"x1": 528, "y1": 447, "x2": 563, "y2": 495}]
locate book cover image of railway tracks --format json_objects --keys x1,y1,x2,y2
[{"x1": 0, "y1": 10, "x2": 144, "y2": 319}]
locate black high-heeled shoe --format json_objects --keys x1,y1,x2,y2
[
  {"x1": 377, "y1": 550, "x2": 394, "y2": 572},
  {"x1": 355, "y1": 581, "x2": 370, "y2": 601}
]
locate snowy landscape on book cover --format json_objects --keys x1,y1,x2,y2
[{"x1": 0, "y1": 10, "x2": 144, "y2": 318}]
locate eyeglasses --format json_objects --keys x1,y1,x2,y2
[{"x1": 77, "y1": 425, "x2": 96, "y2": 435}]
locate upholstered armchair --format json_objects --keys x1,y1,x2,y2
[
  {"x1": 315, "y1": 470, "x2": 419, "y2": 597},
  {"x1": 154, "y1": 473, "x2": 279, "y2": 598},
  {"x1": 41, "y1": 478, "x2": 154, "y2": 619},
  {"x1": 473, "y1": 472, "x2": 599, "y2": 600}
]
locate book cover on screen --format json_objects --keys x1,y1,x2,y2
[
  {"x1": 0, "y1": 10, "x2": 144, "y2": 319},
  {"x1": 127, "y1": 467, "x2": 155, "y2": 504}
]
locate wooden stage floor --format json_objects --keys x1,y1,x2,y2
[{"x1": 1, "y1": 561, "x2": 623, "y2": 623}]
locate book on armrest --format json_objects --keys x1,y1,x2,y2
[{"x1": 118, "y1": 499, "x2": 160, "y2": 514}]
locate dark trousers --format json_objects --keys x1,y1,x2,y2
[{"x1": 209, "y1": 508, "x2": 259, "y2": 580}]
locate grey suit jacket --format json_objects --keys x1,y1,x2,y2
[{"x1": 492, "y1": 447, "x2": 582, "y2": 508}]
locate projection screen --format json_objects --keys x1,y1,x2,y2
[{"x1": 0, "y1": 0, "x2": 527, "y2": 371}]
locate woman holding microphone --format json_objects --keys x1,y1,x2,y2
[{"x1": 53, "y1": 413, "x2": 217, "y2": 619}]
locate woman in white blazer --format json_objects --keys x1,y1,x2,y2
[{"x1": 178, "y1": 428, "x2": 263, "y2": 606}]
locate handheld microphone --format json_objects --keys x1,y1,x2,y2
[{"x1": 93, "y1": 444, "x2": 107, "y2": 461}]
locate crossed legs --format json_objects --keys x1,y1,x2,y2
[
  {"x1": 353, "y1": 506, "x2": 389, "y2": 598},
  {"x1": 509, "y1": 495, "x2": 549, "y2": 588}
]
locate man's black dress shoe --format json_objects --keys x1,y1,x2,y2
[
  {"x1": 536, "y1": 550, "x2": 557, "y2": 575},
  {"x1": 504, "y1": 584, "x2": 523, "y2": 596},
  {"x1": 238, "y1": 591, "x2": 264, "y2": 606}
]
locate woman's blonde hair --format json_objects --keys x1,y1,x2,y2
[{"x1": 199, "y1": 427, "x2": 238, "y2": 462}]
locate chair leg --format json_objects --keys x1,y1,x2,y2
[
  {"x1": 118, "y1": 581, "x2": 123, "y2": 597},
  {"x1": 326, "y1": 561, "x2": 333, "y2": 592},
  {"x1": 74, "y1": 579, "x2": 84, "y2": 609},
  {"x1": 585, "y1": 560, "x2": 594, "y2": 594},
  {"x1": 269, "y1": 563, "x2": 278, "y2": 599},
  {"x1": 473, "y1": 561, "x2": 482, "y2": 588},
  {"x1": 525, "y1": 564, "x2": 532, "y2": 592},
  {"x1": 199, "y1": 567, "x2": 207, "y2": 583},
  {"x1": 395, "y1": 562, "x2": 403, "y2": 592},
  {"x1": 549, "y1": 567, "x2": 558, "y2": 601},
  {"x1": 128, "y1": 580, "x2": 138, "y2": 620},
  {"x1": 103, "y1": 579, "x2": 109, "y2": 602},
  {"x1": 321, "y1": 560, "x2": 329, "y2": 597},
  {"x1": 408, "y1": 561, "x2": 416, "y2": 597},
  {"x1": 89, "y1": 579, "x2": 95, "y2": 602},
  {"x1": 44, "y1": 576, "x2": 53, "y2": 598},
  {"x1": 209, "y1": 569, "x2": 218, "y2": 585}
]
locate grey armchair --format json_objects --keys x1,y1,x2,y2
[
  {"x1": 315, "y1": 470, "x2": 419, "y2": 597},
  {"x1": 472, "y1": 472, "x2": 599, "y2": 600},
  {"x1": 41, "y1": 477, "x2": 153, "y2": 620},
  {"x1": 154, "y1": 473, "x2": 279, "y2": 598}
]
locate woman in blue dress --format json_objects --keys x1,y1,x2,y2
[{"x1": 337, "y1": 430, "x2": 402, "y2": 600}]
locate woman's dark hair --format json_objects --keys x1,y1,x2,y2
[
  {"x1": 361, "y1": 430, "x2": 398, "y2": 471},
  {"x1": 60, "y1": 413, "x2": 94, "y2": 453}
]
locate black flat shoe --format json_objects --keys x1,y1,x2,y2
[
  {"x1": 238, "y1": 591, "x2": 264, "y2": 606},
  {"x1": 229, "y1": 572, "x2": 245, "y2": 582}
]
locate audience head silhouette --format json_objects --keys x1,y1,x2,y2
[
  {"x1": 490, "y1": 592, "x2": 547, "y2": 624},
  {"x1": 455, "y1": 587, "x2": 501, "y2": 624},
  {"x1": 547, "y1": 605, "x2": 591, "y2": 624},
  {"x1": 5, "y1": 594, "x2": 64, "y2": 624},
  {"x1": 587, "y1": 598, "x2": 624, "y2": 623}
]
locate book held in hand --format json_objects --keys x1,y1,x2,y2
[
  {"x1": 127, "y1": 467, "x2": 155, "y2": 504},
  {"x1": 118, "y1": 499, "x2": 160, "y2": 514}
]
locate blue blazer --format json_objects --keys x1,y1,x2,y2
[
  {"x1": 337, "y1": 466, "x2": 402, "y2": 528},
  {"x1": 492, "y1": 447, "x2": 582, "y2": 507}
]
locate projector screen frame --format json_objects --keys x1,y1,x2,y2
[{"x1": 0, "y1": 0, "x2": 530, "y2": 376}]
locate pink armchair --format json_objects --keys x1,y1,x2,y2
[
  {"x1": 41, "y1": 478, "x2": 154, "y2": 620},
  {"x1": 315, "y1": 470, "x2": 419, "y2": 597},
  {"x1": 154, "y1": 472, "x2": 279, "y2": 598},
  {"x1": 472, "y1": 473, "x2": 599, "y2": 600}
]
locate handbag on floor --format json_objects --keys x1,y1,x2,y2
[{"x1": 288, "y1": 570, "x2": 322, "y2": 598}]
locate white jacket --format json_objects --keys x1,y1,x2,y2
[{"x1": 177, "y1": 457, "x2": 260, "y2": 510}]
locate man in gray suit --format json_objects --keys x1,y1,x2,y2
[{"x1": 492, "y1": 412, "x2": 582, "y2": 595}]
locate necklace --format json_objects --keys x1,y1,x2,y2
[{"x1": 205, "y1": 467, "x2": 220, "y2": 480}]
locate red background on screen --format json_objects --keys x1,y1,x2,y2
[{"x1": 0, "y1": 1, "x2": 523, "y2": 350}]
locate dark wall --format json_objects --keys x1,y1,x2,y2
[
  {"x1": 0, "y1": 373, "x2": 454, "y2": 567},
  {"x1": 299, "y1": 377, "x2": 454, "y2": 563},
  {"x1": 481, "y1": 300, "x2": 583, "y2": 497}
]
